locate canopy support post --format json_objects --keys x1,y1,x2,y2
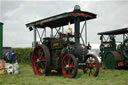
[{"x1": 33, "y1": 27, "x2": 37, "y2": 48}]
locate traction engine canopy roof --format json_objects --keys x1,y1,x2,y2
[
  {"x1": 98, "y1": 28, "x2": 128, "y2": 35},
  {"x1": 26, "y1": 10, "x2": 96, "y2": 29}
]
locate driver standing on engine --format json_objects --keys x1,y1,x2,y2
[
  {"x1": 8, "y1": 48, "x2": 16, "y2": 63},
  {"x1": 67, "y1": 22, "x2": 72, "y2": 35}
]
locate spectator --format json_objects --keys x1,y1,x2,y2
[{"x1": 8, "y1": 48, "x2": 16, "y2": 63}]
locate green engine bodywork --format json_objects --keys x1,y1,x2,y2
[
  {"x1": 42, "y1": 38, "x2": 69, "y2": 70},
  {"x1": 100, "y1": 38, "x2": 116, "y2": 59},
  {"x1": 100, "y1": 37, "x2": 128, "y2": 68}
]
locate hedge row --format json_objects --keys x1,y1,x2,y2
[{"x1": 14, "y1": 48, "x2": 33, "y2": 64}]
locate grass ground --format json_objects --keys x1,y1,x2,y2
[{"x1": 0, "y1": 64, "x2": 128, "y2": 85}]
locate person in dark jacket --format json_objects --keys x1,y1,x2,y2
[{"x1": 8, "y1": 48, "x2": 16, "y2": 63}]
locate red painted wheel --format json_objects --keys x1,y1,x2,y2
[
  {"x1": 83, "y1": 54, "x2": 99, "y2": 77},
  {"x1": 32, "y1": 45, "x2": 51, "y2": 76},
  {"x1": 62, "y1": 54, "x2": 77, "y2": 78}
]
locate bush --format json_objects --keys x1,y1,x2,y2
[{"x1": 14, "y1": 48, "x2": 32, "y2": 64}]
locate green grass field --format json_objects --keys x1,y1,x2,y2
[{"x1": 0, "y1": 64, "x2": 128, "y2": 85}]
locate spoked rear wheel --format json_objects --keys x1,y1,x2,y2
[
  {"x1": 32, "y1": 45, "x2": 51, "y2": 76},
  {"x1": 62, "y1": 54, "x2": 78, "y2": 78},
  {"x1": 83, "y1": 54, "x2": 99, "y2": 77}
]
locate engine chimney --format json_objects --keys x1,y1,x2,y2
[{"x1": 74, "y1": 5, "x2": 80, "y2": 45}]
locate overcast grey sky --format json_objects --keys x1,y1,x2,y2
[{"x1": 1, "y1": 0, "x2": 128, "y2": 47}]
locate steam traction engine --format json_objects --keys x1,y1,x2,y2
[
  {"x1": 98, "y1": 28, "x2": 128, "y2": 69},
  {"x1": 26, "y1": 5, "x2": 99, "y2": 78}
]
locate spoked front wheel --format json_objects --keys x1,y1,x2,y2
[
  {"x1": 83, "y1": 54, "x2": 100, "y2": 77},
  {"x1": 62, "y1": 54, "x2": 78, "y2": 78},
  {"x1": 32, "y1": 45, "x2": 51, "y2": 76}
]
